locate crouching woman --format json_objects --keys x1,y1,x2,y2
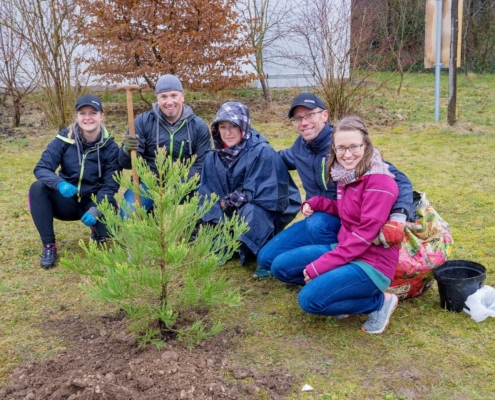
[
  {"x1": 271, "y1": 116, "x2": 400, "y2": 334},
  {"x1": 198, "y1": 102, "x2": 301, "y2": 265},
  {"x1": 29, "y1": 94, "x2": 121, "y2": 269}
]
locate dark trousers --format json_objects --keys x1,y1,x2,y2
[{"x1": 29, "y1": 181, "x2": 111, "y2": 245}]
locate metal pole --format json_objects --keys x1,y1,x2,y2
[{"x1": 434, "y1": 0, "x2": 443, "y2": 122}]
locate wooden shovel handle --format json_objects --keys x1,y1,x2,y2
[{"x1": 118, "y1": 84, "x2": 141, "y2": 206}]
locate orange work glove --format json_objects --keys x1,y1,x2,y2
[
  {"x1": 374, "y1": 212, "x2": 407, "y2": 248},
  {"x1": 380, "y1": 220, "x2": 405, "y2": 247}
]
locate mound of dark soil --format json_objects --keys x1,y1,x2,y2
[{"x1": 0, "y1": 315, "x2": 294, "y2": 399}]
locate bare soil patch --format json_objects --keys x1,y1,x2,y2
[{"x1": 0, "y1": 313, "x2": 294, "y2": 400}]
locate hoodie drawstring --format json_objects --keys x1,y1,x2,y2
[
  {"x1": 74, "y1": 123, "x2": 104, "y2": 178},
  {"x1": 96, "y1": 144, "x2": 101, "y2": 178},
  {"x1": 186, "y1": 120, "x2": 192, "y2": 155},
  {"x1": 74, "y1": 124, "x2": 82, "y2": 167},
  {"x1": 156, "y1": 118, "x2": 188, "y2": 157},
  {"x1": 156, "y1": 118, "x2": 160, "y2": 152}
]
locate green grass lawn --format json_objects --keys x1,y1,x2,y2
[{"x1": 1, "y1": 72, "x2": 494, "y2": 399}]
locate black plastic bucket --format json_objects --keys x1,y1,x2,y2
[{"x1": 433, "y1": 260, "x2": 486, "y2": 312}]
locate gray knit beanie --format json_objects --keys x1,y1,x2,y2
[{"x1": 155, "y1": 74, "x2": 183, "y2": 94}]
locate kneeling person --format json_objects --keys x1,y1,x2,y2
[
  {"x1": 29, "y1": 95, "x2": 121, "y2": 269},
  {"x1": 198, "y1": 102, "x2": 301, "y2": 265}
]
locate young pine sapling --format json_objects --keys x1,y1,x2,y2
[{"x1": 63, "y1": 149, "x2": 249, "y2": 347}]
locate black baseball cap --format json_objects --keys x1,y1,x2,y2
[
  {"x1": 75, "y1": 94, "x2": 103, "y2": 112},
  {"x1": 288, "y1": 92, "x2": 326, "y2": 118}
]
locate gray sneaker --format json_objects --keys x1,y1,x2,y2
[
  {"x1": 361, "y1": 294, "x2": 398, "y2": 334},
  {"x1": 40, "y1": 244, "x2": 57, "y2": 269}
]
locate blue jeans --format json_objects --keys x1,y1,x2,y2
[
  {"x1": 257, "y1": 212, "x2": 341, "y2": 271},
  {"x1": 119, "y1": 184, "x2": 154, "y2": 218},
  {"x1": 271, "y1": 243, "x2": 332, "y2": 285},
  {"x1": 297, "y1": 264, "x2": 384, "y2": 316},
  {"x1": 272, "y1": 249, "x2": 384, "y2": 316}
]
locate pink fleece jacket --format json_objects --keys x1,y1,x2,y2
[{"x1": 304, "y1": 174, "x2": 399, "y2": 280}]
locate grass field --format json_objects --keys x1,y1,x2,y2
[{"x1": 1, "y1": 72, "x2": 494, "y2": 399}]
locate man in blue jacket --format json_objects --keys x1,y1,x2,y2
[
  {"x1": 254, "y1": 92, "x2": 413, "y2": 279},
  {"x1": 119, "y1": 74, "x2": 211, "y2": 213}
]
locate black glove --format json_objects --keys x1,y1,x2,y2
[
  {"x1": 123, "y1": 135, "x2": 139, "y2": 153},
  {"x1": 228, "y1": 191, "x2": 248, "y2": 208},
  {"x1": 219, "y1": 198, "x2": 233, "y2": 214}
]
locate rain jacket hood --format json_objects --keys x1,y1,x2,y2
[{"x1": 211, "y1": 102, "x2": 251, "y2": 149}]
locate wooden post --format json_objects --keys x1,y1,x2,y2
[{"x1": 448, "y1": 0, "x2": 459, "y2": 126}]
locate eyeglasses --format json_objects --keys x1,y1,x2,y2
[
  {"x1": 333, "y1": 143, "x2": 365, "y2": 154},
  {"x1": 291, "y1": 110, "x2": 324, "y2": 124}
]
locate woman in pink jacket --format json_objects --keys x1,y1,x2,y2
[{"x1": 271, "y1": 116, "x2": 400, "y2": 334}]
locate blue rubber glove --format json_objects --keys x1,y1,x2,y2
[
  {"x1": 81, "y1": 207, "x2": 102, "y2": 226},
  {"x1": 58, "y1": 181, "x2": 78, "y2": 198}
]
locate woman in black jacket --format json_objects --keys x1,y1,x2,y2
[{"x1": 29, "y1": 94, "x2": 121, "y2": 269}]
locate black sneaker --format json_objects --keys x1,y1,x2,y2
[
  {"x1": 90, "y1": 230, "x2": 106, "y2": 244},
  {"x1": 188, "y1": 223, "x2": 201, "y2": 243},
  {"x1": 40, "y1": 244, "x2": 57, "y2": 269}
]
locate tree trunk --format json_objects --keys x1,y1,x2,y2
[
  {"x1": 448, "y1": 0, "x2": 459, "y2": 126},
  {"x1": 260, "y1": 76, "x2": 271, "y2": 102},
  {"x1": 463, "y1": 0, "x2": 472, "y2": 75},
  {"x1": 13, "y1": 96, "x2": 21, "y2": 127}
]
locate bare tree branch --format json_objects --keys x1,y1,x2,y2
[
  {"x1": 0, "y1": 0, "x2": 91, "y2": 129},
  {"x1": 0, "y1": 1, "x2": 36, "y2": 127}
]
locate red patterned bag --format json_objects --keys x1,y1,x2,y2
[{"x1": 387, "y1": 192, "x2": 454, "y2": 300}]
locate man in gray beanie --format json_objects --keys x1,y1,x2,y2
[{"x1": 118, "y1": 74, "x2": 211, "y2": 214}]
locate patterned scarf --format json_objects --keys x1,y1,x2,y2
[
  {"x1": 330, "y1": 147, "x2": 394, "y2": 186},
  {"x1": 211, "y1": 102, "x2": 252, "y2": 167}
]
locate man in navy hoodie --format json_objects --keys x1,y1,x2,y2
[
  {"x1": 254, "y1": 92, "x2": 413, "y2": 279},
  {"x1": 118, "y1": 74, "x2": 211, "y2": 213}
]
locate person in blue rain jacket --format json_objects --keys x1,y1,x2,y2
[{"x1": 198, "y1": 102, "x2": 301, "y2": 265}]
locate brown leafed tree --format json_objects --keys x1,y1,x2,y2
[{"x1": 80, "y1": 0, "x2": 256, "y2": 91}]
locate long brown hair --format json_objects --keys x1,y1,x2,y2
[{"x1": 327, "y1": 116, "x2": 377, "y2": 182}]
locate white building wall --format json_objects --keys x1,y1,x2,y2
[{"x1": 245, "y1": 0, "x2": 351, "y2": 89}]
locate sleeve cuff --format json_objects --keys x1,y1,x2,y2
[
  {"x1": 389, "y1": 212, "x2": 407, "y2": 225},
  {"x1": 306, "y1": 262, "x2": 320, "y2": 280}
]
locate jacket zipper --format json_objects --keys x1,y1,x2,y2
[
  {"x1": 76, "y1": 135, "x2": 110, "y2": 202},
  {"x1": 160, "y1": 119, "x2": 187, "y2": 160},
  {"x1": 321, "y1": 157, "x2": 328, "y2": 190}
]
